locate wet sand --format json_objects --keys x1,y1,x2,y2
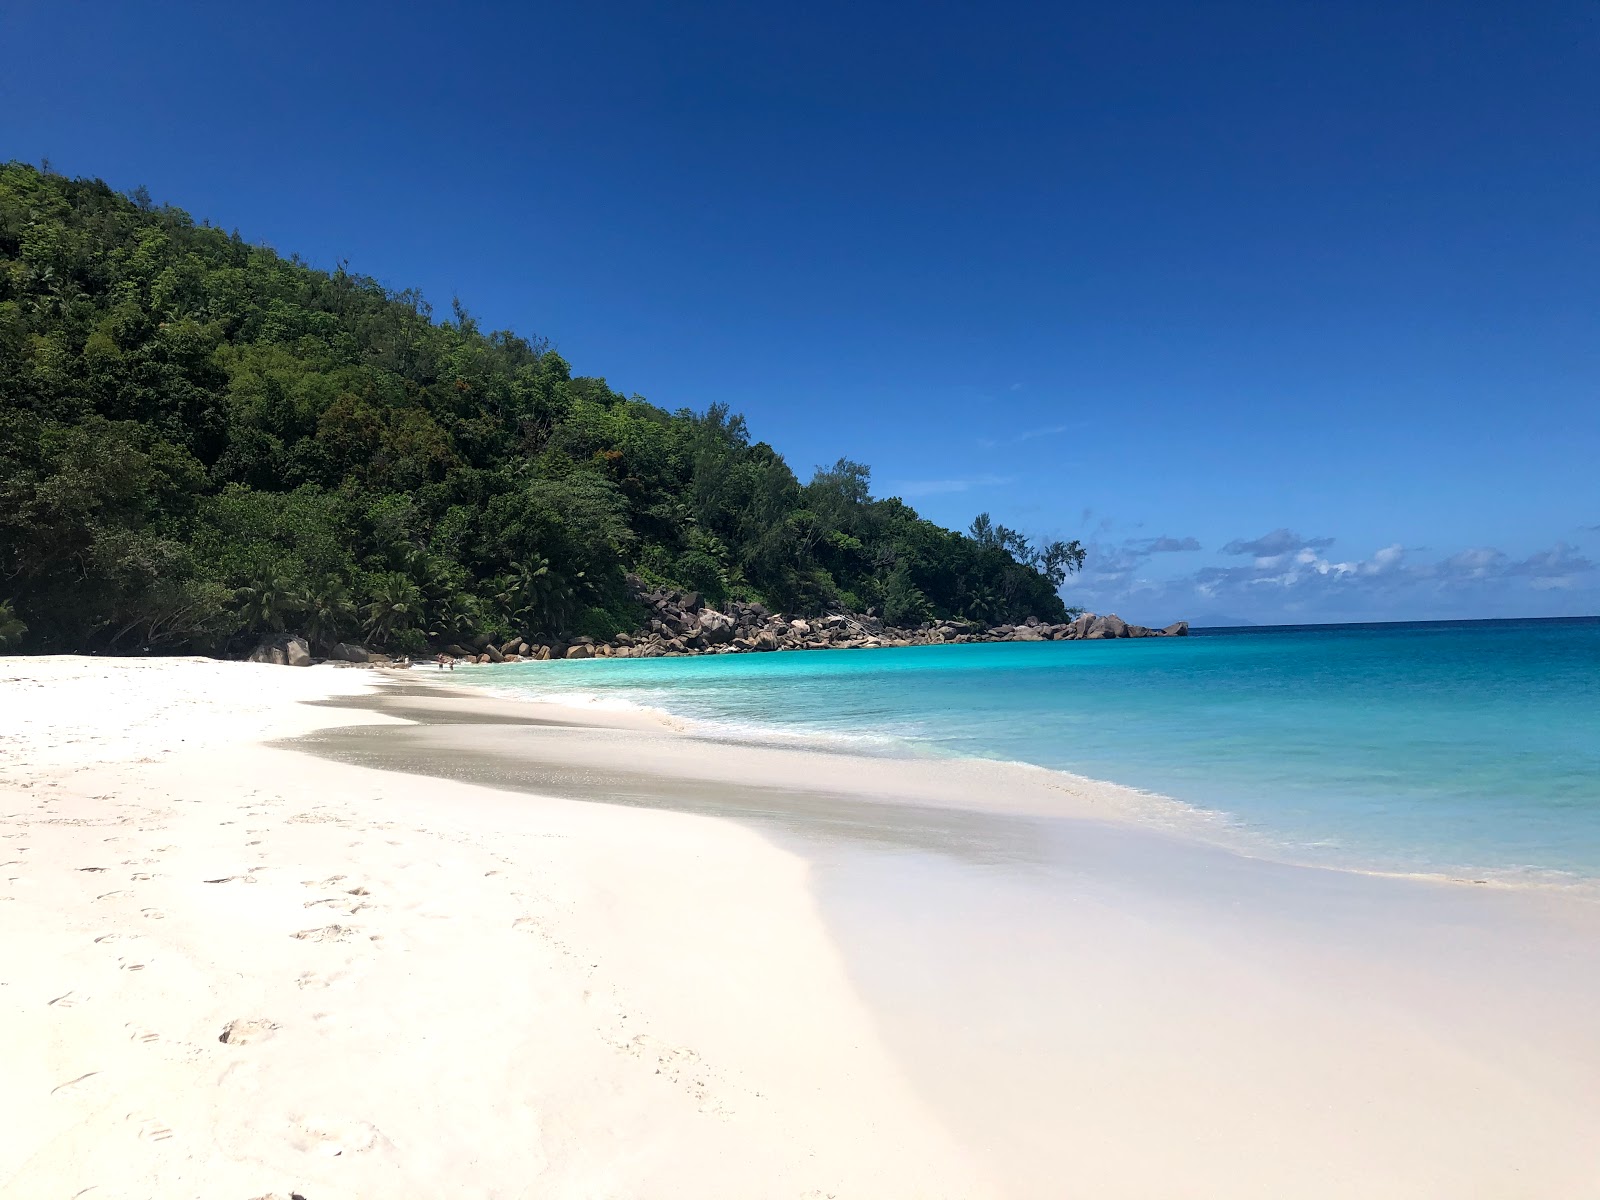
[{"x1": 292, "y1": 677, "x2": 1600, "y2": 1198}]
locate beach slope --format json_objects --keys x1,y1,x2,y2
[
  {"x1": 0, "y1": 657, "x2": 983, "y2": 1200},
  {"x1": 6, "y1": 657, "x2": 1600, "y2": 1198}
]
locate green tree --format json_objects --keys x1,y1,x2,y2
[
  {"x1": 882, "y1": 564, "x2": 931, "y2": 627},
  {"x1": 0, "y1": 161, "x2": 1082, "y2": 655},
  {"x1": 1034, "y1": 539, "x2": 1086, "y2": 589},
  {"x1": 363, "y1": 572, "x2": 423, "y2": 645},
  {"x1": 0, "y1": 601, "x2": 26, "y2": 649},
  {"x1": 233, "y1": 565, "x2": 302, "y2": 634},
  {"x1": 297, "y1": 574, "x2": 356, "y2": 650}
]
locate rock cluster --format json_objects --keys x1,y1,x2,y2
[
  {"x1": 246, "y1": 633, "x2": 313, "y2": 667},
  {"x1": 246, "y1": 586, "x2": 1186, "y2": 668},
  {"x1": 439, "y1": 588, "x2": 1188, "y2": 665},
  {"x1": 247, "y1": 634, "x2": 410, "y2": 669}
]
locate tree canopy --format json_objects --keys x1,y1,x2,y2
[{"x1": 0, "y1": 163, "x2": 1081, "y2": 655}]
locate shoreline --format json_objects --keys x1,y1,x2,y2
[
  {"x1": 6, "y1": 656, "x2": 1600, "y2": 1196},
  {"x1": 295, "y1": 671, "x2": 1600, "y2": 1196},
  {"x1": 426, "y1": 664, "x2": 1600, "y2": 901}
]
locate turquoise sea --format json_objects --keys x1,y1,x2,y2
[{"x1": 464, "y1": 617, "x2": 1600, "y2": 884}]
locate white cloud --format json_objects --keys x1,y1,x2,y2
[
  {"x1": 1505, "y1": 542, "x2": 1592, "y2": 580},
  {"x1": 1221, "y1": 528, "x2": 1337, "y2": 559},
  {"x1": 1066, "y1": 534, "x2": 1205, "y2": 588},
  {"x1": 1367, "y1": 543, "x2": 1406, "y2": 573},
  {"x1": 1439, "y1": 547, "x2": 1505, "y2": 578},
  {"x1": 1063, "y1": 532, "x2": 1599, "y2": 626},
  {"x1": 889, "y1": 473, "x2": 1014, "y2": 497},
  {"x1": 977, "y1": 422, "x2": 1081, "y2": 449},
  {"x1": 1144, "y1": 536, "x2": 1203, "y2": 553}
]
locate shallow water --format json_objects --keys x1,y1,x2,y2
[
  {"x1": 462, "y1": 617, "x2": 1600, "y2": 882},
  {"x1": 285, "y1": 682, "x2": 1600, "y2": 1198}
]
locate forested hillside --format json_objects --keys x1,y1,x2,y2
[{"x1": 0, "y1": 164, "x2": 1081, "y2": 656}]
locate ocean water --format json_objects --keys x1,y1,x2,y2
[{"x1": 462, "y1": 618, "x2": 1600, "y2": 884}]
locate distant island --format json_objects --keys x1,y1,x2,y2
[{"x1": 0, "y1": 164, "x2": 1180, "y2": 660}]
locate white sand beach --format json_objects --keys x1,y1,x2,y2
[
  {"x1": 4, "y1": 657, "x2": 1600, "y2": 1199},
  {"x1": 0, "y1": 659, "x2": 984, "y2": 1199}
]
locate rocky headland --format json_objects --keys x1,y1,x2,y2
[{"x1": 250, "y1": 583, "x2": 1187, "y2": 668}]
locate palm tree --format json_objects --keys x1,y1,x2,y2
[
  {"x1": 297, "y1": 575, "x2": 356, "y2": 651},
  {"x1": 0, "y1": 601, "x2": 27, "y2": 650},
  {"x1": 363, "y1": 572, "x2": 423, "y2": 645},
  {"x1": 492, "y1": 556, "x2": 578, "y2": 631},
  {"x1": 234, "y1": 566, "x2": 301, "y2": 634},
  {"x1": 427, "y1": 590, "x2": 481, "y2": 644},
  {"x1": 960, "y1": 584, "x2": 1003, "y2": 624}
]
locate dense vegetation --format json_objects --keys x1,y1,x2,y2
[{"x1": 0, "y1": 164, "x2": 1082, "y2": 656}]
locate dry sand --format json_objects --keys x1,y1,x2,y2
[
  {"x1": 4, "y1": 656, "x2": 1600, "y2": 1199},
  {"x1": 0, "y1": 658, "x2": 985, "y2": 1199}
]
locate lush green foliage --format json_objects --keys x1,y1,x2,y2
[{"x1": 0, "y1": 164, "x2": 1080, "y2": 653}]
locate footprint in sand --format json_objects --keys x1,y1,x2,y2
[
  {"x1": 140, "y1": 908, "x2": 165, "y2": 920},
  {"x1": 125, "y1": 1024, "x2": 160, "y2": 1044},
  {"x1": 290, "y1": 925, "x2": 352, "y2": 943},
  {"x1": 623, "y1": 1034, "x2": 722, "y2": 1109},
  {"x1": 219, "y1": 1017, "x2": 278, "y2": 1045},
  {"x1": 291, "y1": 1115, "x2": 385, "y2": 1157},
  {"x1": 50, "y1": 1071, "x2": 102, "y2": 1097},
  {"x1": 303, "y1": 895, "x2": 373, "y2": 916},
  {"x1": 130, "y1": 872, "x2": 154, "y2": 881},
  {"x1": 296, "y1": 969, "x2": 356, "y2": 991},
  {"x1": 49, "y1": 990, "x2": 83, "y2": 1008},
  {"x1": 133, "y1": 1116, "x2": 174, "y2": 1142},
  {"x1": 118, "y1": 957, "x2": 149, "y2": 972}
]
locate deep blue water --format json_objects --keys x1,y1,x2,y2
[{"x1": 464, "y1": 618, "x2": 1600, "y2": 882}]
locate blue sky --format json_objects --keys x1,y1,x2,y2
[{"x1": 4, "y1": 1, "x2": 1596, "y2": 623}]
